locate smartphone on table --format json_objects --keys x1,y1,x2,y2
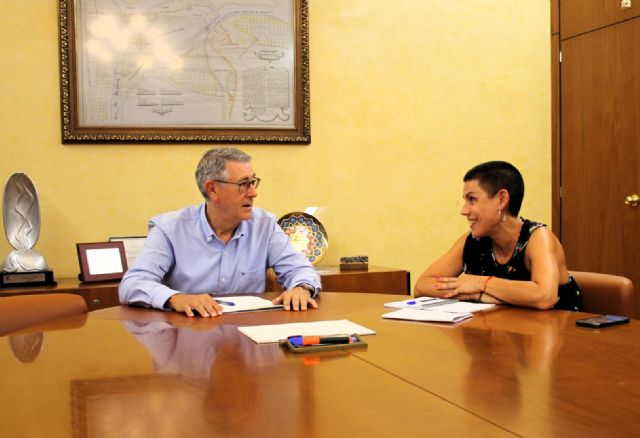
[{"x1": 576, "y1": 314, "x2": 630, "y2": 328}]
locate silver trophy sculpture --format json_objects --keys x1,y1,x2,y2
[{"x1": 1, "y1": 173, "x2": 55, "y2": 286}]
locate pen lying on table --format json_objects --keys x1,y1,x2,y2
[
  {"x1": 287, "y1": 334, "x2": 355, "y2": 346},
  {"x1": 214, "y1": 299, "x2": 236, "y2": 306}
]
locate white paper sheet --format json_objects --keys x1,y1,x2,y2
[
  {"x1": 238, "y1": 319, "x2": 376, "y2": 343},
  {"x1": 212, "y1": 295, "x2": 284, "y2": 313}
]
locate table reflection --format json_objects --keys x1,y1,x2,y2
[
  {"x1": 5, "y1": 313, "x2": 89, "y2": 364},
  {"x1": 457, "y1": 310, "x2": 570, "y2": 421},
  {"x1": 122, "y1": 321, "x2": 281, "y2": 378},
  {"x1": 8, "y1": 332, "x2": 44, "y2": 363},
  {"x1": 71, "y1": 320, "x2": 307, "y2": 437},
  {"x1": 124, "y1": 320, "x2": 285, "y2": 433}
]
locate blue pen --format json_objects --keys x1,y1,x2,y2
[
  {"x1": 405, "y1": 300, "x2": 417, "y2": 305},
  {"x1": 214, "y1": 299, "x2": 236, "y2": 306}
]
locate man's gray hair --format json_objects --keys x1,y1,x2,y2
[{"x1": 195, "y1": 147, "x2": 252, "y2": 199}]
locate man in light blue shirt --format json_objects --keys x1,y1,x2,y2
[{"x1": 119, "y1": 147, "x2": 321, "y2": 317}]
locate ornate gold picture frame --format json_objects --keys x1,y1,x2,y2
[{"x1": 58, "y1": 0, "x2": 310, "y2": 143}]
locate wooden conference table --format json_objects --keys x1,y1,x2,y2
[{"x1": 1, "y1": 292, "x2": 638, "y2": 437}]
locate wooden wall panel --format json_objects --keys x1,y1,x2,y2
[{"x1": 561, "y1": 0, "x2": 640, "y2": 39}]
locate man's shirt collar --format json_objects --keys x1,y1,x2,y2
[{"x1": 199, "y1": 203, "x2": 248, "y2": 243}]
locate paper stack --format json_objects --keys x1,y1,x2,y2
[
  {"x1": 382, "y1": 296, "x2": 494, "y2": 323},
  {"x1": 382, "y1": 308, "x2": 472, "y2": 323},
  {"x1": 384, "y1": 297, "x2": 494, "y2": 313}
]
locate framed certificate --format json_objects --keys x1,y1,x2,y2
[
  {"x1": 109, "y1": 236, "x2": 147, "y2": 270},
  {"x1": 58, "y1": 0, "x2": 310, "y2": 143}
]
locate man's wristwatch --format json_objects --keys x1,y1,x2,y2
[{"x1": 295, "y1": 283, "x2": 316, "y2": 296}]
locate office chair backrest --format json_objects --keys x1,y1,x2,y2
[
  {"x1": 570, "y1": 271, "x2": 635, "y2": 318},
  {"x1": 0, "y1": 293, "x2": 88, "y2": 336}
]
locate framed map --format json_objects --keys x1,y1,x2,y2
[{"x1": 58, "y1": 0, "x2": 310, "y2": 143}]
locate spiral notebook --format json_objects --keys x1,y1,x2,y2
[{"x1": 384, "y1": 296, "x2": 494, "y2": 313}]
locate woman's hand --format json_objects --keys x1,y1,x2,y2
[{"x1": 435, "y1": 273, "x2": 485, "y2": 300}]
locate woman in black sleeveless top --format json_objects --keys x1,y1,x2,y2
[{"x1": 415, "y1": 161, "x2": 581, "y2": 311}]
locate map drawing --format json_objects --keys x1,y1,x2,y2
[{"x1": 75, "y1": 0, "x2": 296, "y2": 128}]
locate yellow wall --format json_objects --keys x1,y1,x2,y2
[{"x1": 0, "y1": 1, "x2": 550, "y2": 289}]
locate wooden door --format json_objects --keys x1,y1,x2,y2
[{"x1": 560, "y1": 17, "x2": 640, "y2": 317}]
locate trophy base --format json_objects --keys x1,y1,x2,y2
[{"x1": 0, "y1": 271, "x2": 56, "y2": 288}]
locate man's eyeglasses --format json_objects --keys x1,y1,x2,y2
[{"x1": 214, "y1": 177, "x2": 261, "y2": 194}]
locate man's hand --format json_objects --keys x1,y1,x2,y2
[
  {"x1": 272, "y1": 287, "x2": 318, "y2": 311},
  {"x1": 167, "y1": 293, "x2": 223, "y2": 318}
]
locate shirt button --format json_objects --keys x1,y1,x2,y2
[{"x1": 221, "y1": 278, "x2": 226, "y2": 283}]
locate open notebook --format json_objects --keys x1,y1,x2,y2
[{"x1": 211, "y1": 295, "x2": 284, "y2": 313}]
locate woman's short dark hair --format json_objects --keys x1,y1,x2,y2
[{"x1": 463, "y1": 161, "x2": 524, "y2": 216}]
